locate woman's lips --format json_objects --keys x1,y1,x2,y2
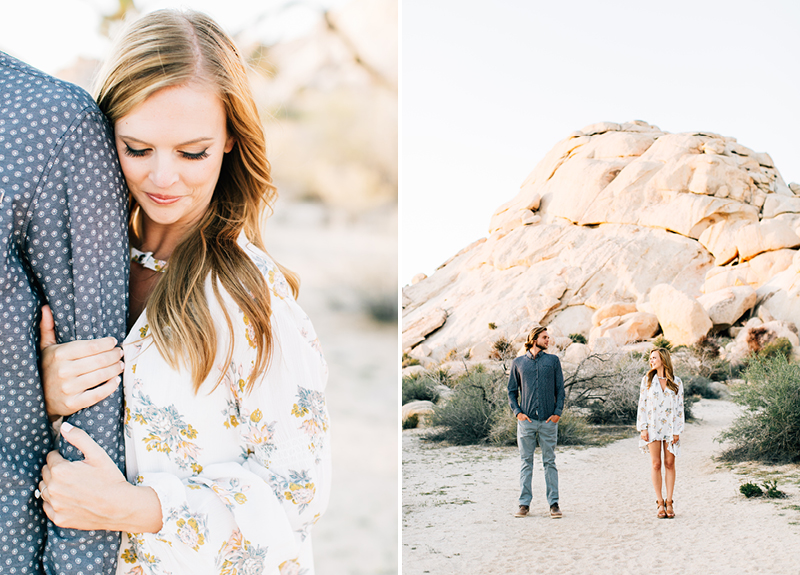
[{"x1": 146, "y1": 193, "x2": 181, "y2": 205}]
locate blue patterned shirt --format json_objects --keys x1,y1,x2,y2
[
  {"x1": 508, "y1": 350, "x2": 565, "y2": 420},
  {"x1": 0, "y1": 52, "x2": 129, "y2": 574}
]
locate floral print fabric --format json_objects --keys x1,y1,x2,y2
[
  {"x1": 117, "y1": 233, "x2": 330, "y2": 575},
  {"x1": 636, "y1": 374, "x2": 684, "y2": 457}
]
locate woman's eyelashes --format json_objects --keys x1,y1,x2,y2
[
  {"x1": 181, "y1": 150, "x2": 209, "y2": 160},
  {"x1": 122, "y1": 144, "x2": 209, "y2": 160},
  {"x1": 123, "y1": 144, "x2": 148, "y2": 158}
]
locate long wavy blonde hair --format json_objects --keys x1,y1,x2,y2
[
  {"x1": 646, "y1": 347, "x2": 678, "y2": 394},
  {"x1": 94, "y1": 9, "x2": 299, "y2": 392}
]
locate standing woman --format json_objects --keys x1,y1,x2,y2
[
  {"x1": 637, "y1": 347, "x2": 684, "y2": 519},
  {"x1": 36, "y1": 9, "x2": 330, "y2": 574}
]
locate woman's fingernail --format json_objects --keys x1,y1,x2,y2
[{"x1": 61, "y1": 421, "x2": 73, "y2": 434}]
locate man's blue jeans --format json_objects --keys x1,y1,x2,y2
[{"x1": 517, "y1": 418, "x2": 559, "y2": 507}]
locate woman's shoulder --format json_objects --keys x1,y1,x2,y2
[{"x1": 237, "y1": 232, "x2": 293, "y2": 301}]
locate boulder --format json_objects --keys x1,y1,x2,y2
[
  {"x1": 402, "y1": 401, "x2": 436, "y2": 427},
  {"x1": 411, "y1": 273, "x2": 427, "y2": 284},
  {"x1": 589, "y1": 336, "x2": 618, "y2": 355},
  {"x1": 601, "y1": 312, "x2": 660, "y2": 346},
  {"x1": 697, "y1": 286, "x2": 757, "y2": 326},
  {"x1": 649, "y1": 284, "x2": 712, "y2": 346},
  {"x1": 402, "y1": 365, "x2": 425, "y2": 377},
  {"x1": 734, "y1": 219, "x2": 800, "y2": 261},
  {"x1": 402, "y1": 307, "x2": 447, "y2": 351},
  {"x1": 402, "y1": 122, "x2": 800, "y2": 360},
  {"x1": 592, "y1": 302, "x2": 638, "y2": 326},
  {"x1": 545, "y1": 305, "x2": 594, "y2": 338},
  {"x1": 563, "y1": 342, "x2": 590, "y2": 364}
]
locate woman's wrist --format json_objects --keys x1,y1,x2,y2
[{"x1": 113, "y1": 483, "x2": 163, "y2": 533}]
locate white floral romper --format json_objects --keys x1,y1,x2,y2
[
  {"x1": 116, "y1": 233, "x2": 330, "y2": 575},
  {"x1": 636, "y1": 374, "x2": 685, "y2": 456}
]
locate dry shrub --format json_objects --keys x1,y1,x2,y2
[
  {"x1": 402, "y1": 373, "x2": 441, "y2": 405},
  {"x1": 489, "y1": 337, "x2": 515, "y2": 361},
  {"x1": 746, "y1": 326, "x2": 771, "y2": 353},
  {"x1": 718, "y1": 355, "x2": 800, "y2": 463},
  {"x1": 426, "y1": 369, "x2": 506, "y2": 445}
]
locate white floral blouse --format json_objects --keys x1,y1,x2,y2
[
  {"x1": 636, "y1": 374, "x2": 684, "y2": 457},
  {"x1": 116, "y1": 234, "x2": 330, "y2": 575}
]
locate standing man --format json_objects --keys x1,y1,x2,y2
[
  {"x1": 508, "y1": 326, "x2": 565, "y2": 518},
  {"x1": 0, "y1": 52, "x2": 129, "y2": 574}
]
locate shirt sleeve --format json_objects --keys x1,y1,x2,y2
[
  {"x1": 24, "y1": 107, "x2": 129, "y2": 575},
  {"x1": 673, "y1": 379, "x2": 685, "y2": 435},
  {"x1": 636, "y1": 376, "x2": 648, "y2": 431},
  {"x1": 507, "y1": 362, "x2": 521, "y2": 416},
  {"x1": 128, "y1": 286, "x2": 330, "y2": 574},
  {"x1": 553, "y1": 357, "x2": 565, "y2": 417}
]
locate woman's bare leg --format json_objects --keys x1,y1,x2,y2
[
  {"x1": 648, "y1": 440, "x2": 663, "y2": 501},
  {"x1": 663, "y1": 442, "x2": 676, "y2": 502}
]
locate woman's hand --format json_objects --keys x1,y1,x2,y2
[
  {"x1": 640, "y1": 429, "x2": 649, "y2": 442},
  {"x1": 672, "y1": 434, "x2": 680, "y2": 445},
  {"x1": 39, "y1": 422, "x2": 163, "y2": 533},
  {"x1": 39, "y1": 305, "x2": 124, "y2": 420}
]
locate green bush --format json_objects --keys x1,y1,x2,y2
[
  {"x1": 759, "y1": 337, "x2": 793, "y2": 361},
  {"x1": 553, "y1": 410, "x2": 592, "y2": 446},
  {"x1": 427, "y1": 369, "x2": 505, "y2": 445},
  {"x1": 684, "y1": 376, "x2": 721, "y2": 399},
  {"x1": 429, "y1": 367, "x2": 452, "y2": 386},
  {"x1": 739, "y1": 479, "x2": 787, "y2": 499},
  {"x1": 568, "y1": 333, "x2": 587, "y2": 344},
  {"x1": 583, "y1": 356, "x2": 642, "y2": 424},
  {"x1": 403, "y1": 414, "x2": 419, "y2": 429},
  {"x1": 402, "y1": 353, "x2": 420, "y2": 368},
  {"x1": 718, "y1": 355, "x2": 800, "y2": 463},
  {"x1": 689, "y1": 336, "x2": 734, "y2": 381},
  {"x1": 652, "y1": 336, "x2": 672, "y2": 350},
  {"x1": 739, "y1": 482, "x2": 763, "y2": 498},
  {"x1": 402, "y1": 374, "x2": 441, "y2": 405},
  {"x1": 488, "y1": 322, "x2": 497, "y2": 330},
  {"x1": 763, "y1": 479, "x2": 787, "y2": 499}
]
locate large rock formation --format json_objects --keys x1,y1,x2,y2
[{"x1": 403, "y1": 121, "x2": 800, "y2": 362}]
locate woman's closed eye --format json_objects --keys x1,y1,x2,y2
[
  {"x1": 180, "y1": 149, "x2": 209, "y2": 160},
  {"x1": 123, "y1": 144, "x2": 149, "y2": 158}
]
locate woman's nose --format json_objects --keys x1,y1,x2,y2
[{"x1": 148, "y1": 155, "x2": 179, "y2": 188}]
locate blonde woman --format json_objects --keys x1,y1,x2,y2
[
  {"x1": 637, "y1": 347, "x2": 684, "y2": 519},
  {"x1": 36, "y1": 10, "x2": 330, "y2": 574}
]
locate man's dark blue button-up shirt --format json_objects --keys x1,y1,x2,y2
[
  {"x1": 508, "y1": 350, "x2": 565, "y2": 421},
  {"x1": 0, "y1": 51, "x2": 128, "y2": 575}
]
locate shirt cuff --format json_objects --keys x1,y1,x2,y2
[{"x1": 136, "y1": 472, "x2": 186, "y2": 540}]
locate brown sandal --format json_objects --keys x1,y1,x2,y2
[
  {"x1": 656, "y1": 499, "x2": 666, "y2": 519},
  {"x1": 665, "y1": 499, "x2": 675, "y2": 519}
]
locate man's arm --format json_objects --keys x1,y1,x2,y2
[
  {"x1": 25, "y1": 107, "x2": 129, "y2": 575},
  {"x1": 507, "y1": 361, "x2": 522, "y2": 416},
  {"x1": 553, "y1": 356, "x2": 565, "y2": 417}
]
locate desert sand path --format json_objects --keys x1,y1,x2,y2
[{"x1": 402, "y1": 399, "x2": 800, "y2": 574}]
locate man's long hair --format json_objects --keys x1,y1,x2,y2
[{"x1": 524, "y1": 326, "x2": 547, "y2": 352}]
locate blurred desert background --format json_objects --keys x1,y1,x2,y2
[{"x1": 0, "y1": 1, "x2": 398, "y2": 574}]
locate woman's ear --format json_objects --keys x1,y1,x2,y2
[{"x1": 224, "y1": 135, "x2": 236, "y2": 153}]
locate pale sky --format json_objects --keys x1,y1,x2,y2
[
  {"x1": 401, "y1": 0, "x2": 800, "y2": 285},
  {"x1": 0, "y1": 0, "x2": 348, "y2": 76}
]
